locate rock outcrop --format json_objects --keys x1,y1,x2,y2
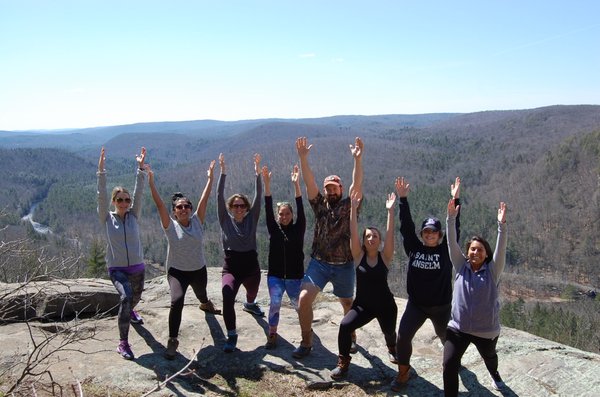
[{"x1": 1, "y1": 267, "x2": 599, "y2": 396}]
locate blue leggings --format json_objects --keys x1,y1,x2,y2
[{"x1": 267, "y1": 276, "x2": 301, "y2": 333}]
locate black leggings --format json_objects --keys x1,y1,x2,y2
[
  {"x1": 338, "y1": 299, "x2": 397, "y2": 356},
  {"x1": 167, "y1": 266, "x2": 209, "y2": 338},
  {"x1": 442, "y1": 327, "x2": 499, "y2": 397},
  {"x1": 396, "y1": 300, "x2": 451, "y2": 365},
  {"x1": 222, "y1": 250, "x2": 261, "y2": 331}
]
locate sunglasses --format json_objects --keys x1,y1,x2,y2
[
  {"x1": 115, "y1": 197, "x2": 131, "y2": 203},
  {"x1": 232, "y1": 203, "x2": 247, "y2": 209},
  {"x1": 175, "y1": 204, "x2": 192, "y2": 210}
]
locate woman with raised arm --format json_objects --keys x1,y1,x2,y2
[
  {"x1": 391, "y1": 177, "x2": 461, "y2": 391},
  {"x1": 147, "y1": 161, "x2": 221, "y2": 360},
  {"x1": 217, "y1": 152, "x2": 263, "y2": 353},
  {"x1": 330, "y1": 191, "x2": 398, "y2": 379},
  {"x1": 443, "y1": 201, "x2": 508, "y2": 396},
  {"x1": 97, "y1": 146, "x2": 147, "y2": 360},
  {"x1": 262, "y1": 164, "x2": 306, "y2": 349}
]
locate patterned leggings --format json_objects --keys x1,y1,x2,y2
[{"x1": 110, "y1": 269, "x2": 145, "y2": 341}]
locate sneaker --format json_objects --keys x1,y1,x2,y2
[
  {"x1": 388, "y1": 350, "x2": 398, "y2": 364},
  {"x1": 292, "y1": 344, "x2": 312, "y2": 359},
  {"x1": 199, "y1": 300, "x2": 221, "y2": 315},
  {"x1": 490, "y1": 371, "x2": 505, "y2": 390},
  {"x1": 164, "y1": 337, "x2": 179, "y2": 360},
  {"x1": 223, "y1": 334, "x2": 238, "y2": 353},
  {"x1": 264, "y1": 333, "x2": 278, "y2": 350},
  {"x1": 243, "y1": 302, "x2": 265, "y2": 317},
  {"x1": 117, "y1": 340, "x2": 134, "y2": 360},
  {"x1": 130, "y1": 310, "x2": 143, "y2": 324}
]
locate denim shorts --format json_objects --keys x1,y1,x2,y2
[{"x1": 302, "y1": 257, "x2": 355, "y2": 298}]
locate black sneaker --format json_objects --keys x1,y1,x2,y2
[
  {"x1": 164, "y1": 337, "x2": 179, "y2": 360},
  {"x1": 223, "y1": 334, "x2": 238, "y2": 353},
  {"x1": 491, "y1": 371, "x2": 505, "y2": 390},
  {"x1": 292, "y1": 345, "x2": 312, "y2": 359},
  {"x1": 243, "y1": 302, "x2": 265, "y2": 317}
]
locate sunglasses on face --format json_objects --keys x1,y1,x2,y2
[
  {"x1": 175, "y1": 204, "x2": 192, "y2": 210},
  {"x1": 115, "y1": 197, "x2": 131, "y2": 203},
  {"x1": 232, "y1": 203, "x2": 247, "y2": 209}
]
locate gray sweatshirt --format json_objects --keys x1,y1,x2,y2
[
  {"x1": 217, "y1": 173, "x2": 261, "y2": 252},
  {"x1": 97, "y1": 169, "x2": 146, "y2": 268},
  {"x1": 446, "y1": 215, "x2": 507, "y2": 339}
]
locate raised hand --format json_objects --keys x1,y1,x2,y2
[
  {"x1": 98, "y1": 147, "x2": 105, "y2": 172},
  {"x1": 136, "y1": 147, "x2": 147, "y2": 169},
  {"x1": 296, "y1": 137, "x2": 313, "y2": 158},
  {"x1": 386, "y1": 192, "x2": 396, "y2": 210},
  {"x1": 254, "y1": 153, "x2": 261, "y2": 175},
  {"x1": 219, "y1": 153, "x2": 225, "y2": 173},
  {"x1": 147, "y1": 164, "x2": 154, "y2": 182},
  {"x1": 262, "y1": 165, "x2": 271, "y2": 184},
  {"x1": 349, "y1": 137, "x2": 363, "y2": 159},
  {"x1": 447, "y1": 198, "x2": 460, "y2": 217},
  {"x1": 350, "y1": 190, "x2": 362, "y2": 210},
  {"x1": 395, "y1": 177, "x2": 410, "y2": 198},
  {"x1": 498, "y1": 202, "x2": 507, "y2": 223},
  {"x1": 207, "y1": 160, "x2": 216, "y2": 179},
  {"x1": 291, "y1": 164, "x2": 299, "y2": 183},
  {"x1": 451, "y1": 177, "x2": 461, "y2": 199}
]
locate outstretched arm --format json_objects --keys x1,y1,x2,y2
[
  {"x1": 492, "y1": 202, "x2": 508, "y2": 281},
  {"x1": 349, "y1": 137, "x2": 364, "y2": 197},
  {"x1": 450, "y1": 176, "x2": 462, "y2": 243},
  {"x1": 382, "y1": 192, "x2": 396, "y2": 266},
  {"x1": 349, "y1": 191, "x2": 363, "y2": 264},
  {"x1": 97, "y1": 147, "x2": 109, "y2": 222},
  {"x1": 217, "y1": 153, "x2": 228, "y2": 224},
  {"x1": 250, "y1": 153, "x2": 262, "y2": 214},
  {"x1": 196, "y1": 160, "x2": 216, "y2": 224},
  {"x1": 292, "y1": 164, "x2": 301, "y2": 198},
  {"x1": 262, "y1": 165, "x2": 272, "y2": 197},
  {"x1": 446, "y1": 198, "x2": 464, "y2": 271},
  {"x1": 296, "y1": 137, "x2": 319, "y2": 200},
  {"x1": 130, "y1": 147, "x2": 147, "y2": 218},
  {"x1": 147, "y1": 166, "x2": 170, "y2": 229}
]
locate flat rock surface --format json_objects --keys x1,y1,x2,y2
[{"x1": 1, "y1": 267, "x2": 599, "y2": 396}]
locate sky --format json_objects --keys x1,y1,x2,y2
[{"x1": 1, "y1": 0, "x2": 599, "y2": 131}]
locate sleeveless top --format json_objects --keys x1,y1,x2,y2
[{"x1": 354, "y1": 252, "x2": 394, "y2": 310}]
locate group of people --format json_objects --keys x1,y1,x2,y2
[{"x1": 97, "y1": 136, "x2": 508, "y2": 396}]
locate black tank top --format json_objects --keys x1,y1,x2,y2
[{"x1": 354, "y1": 252, "x2": 394, "y2": 309}]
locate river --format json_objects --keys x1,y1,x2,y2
[{"x1": 21, "y1": 202, "x2": 52, "y2": 234}]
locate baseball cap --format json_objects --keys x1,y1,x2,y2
[
  {"x1": 323, "y1": 175, "x2": 342, "y2": 187},
  {"x1": 421, "y1": 217, "x2": 441, "y2": 232}
]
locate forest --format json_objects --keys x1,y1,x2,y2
[{"x1": 1, "y1": 104, "x2": 599, "y2": 352}]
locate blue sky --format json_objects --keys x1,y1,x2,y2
[{"x1": 1, "y1": 1, "x2": 599, "y2": 130}]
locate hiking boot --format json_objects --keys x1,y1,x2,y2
[
  {"x1": 223, "y1": 334, "x2": 238, "y2": 353},
  {"x1": 292, "y1": 344, "x2": 312, "y2": 359},
  {"x1": 330, "y1": 354, "x2": 351, "y2": 379},
  {"x1": 130, "y1": 310, "x2": 144, "y2": 324},
  {"x1": 164, "y1": 337, "x2": 179, "y2": 360},
  {"x1": 490, "y1": 371, "x2": 505, "y2": 390},
  {"x1": 243, "y1": 302, "x2": 264, "y2": 317},
  {"x1": 199, "y1": 300, "x2": 222, "y2": 315},
  {"x1": 264, "y1": 333, "x2": 278, "y2": 350},
  {"x1": 117, "y1": 340, "x2": 134, "y2": 360},
  {"x1": 390, "y1": 364, "x2": 411, "y2": 391}
]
